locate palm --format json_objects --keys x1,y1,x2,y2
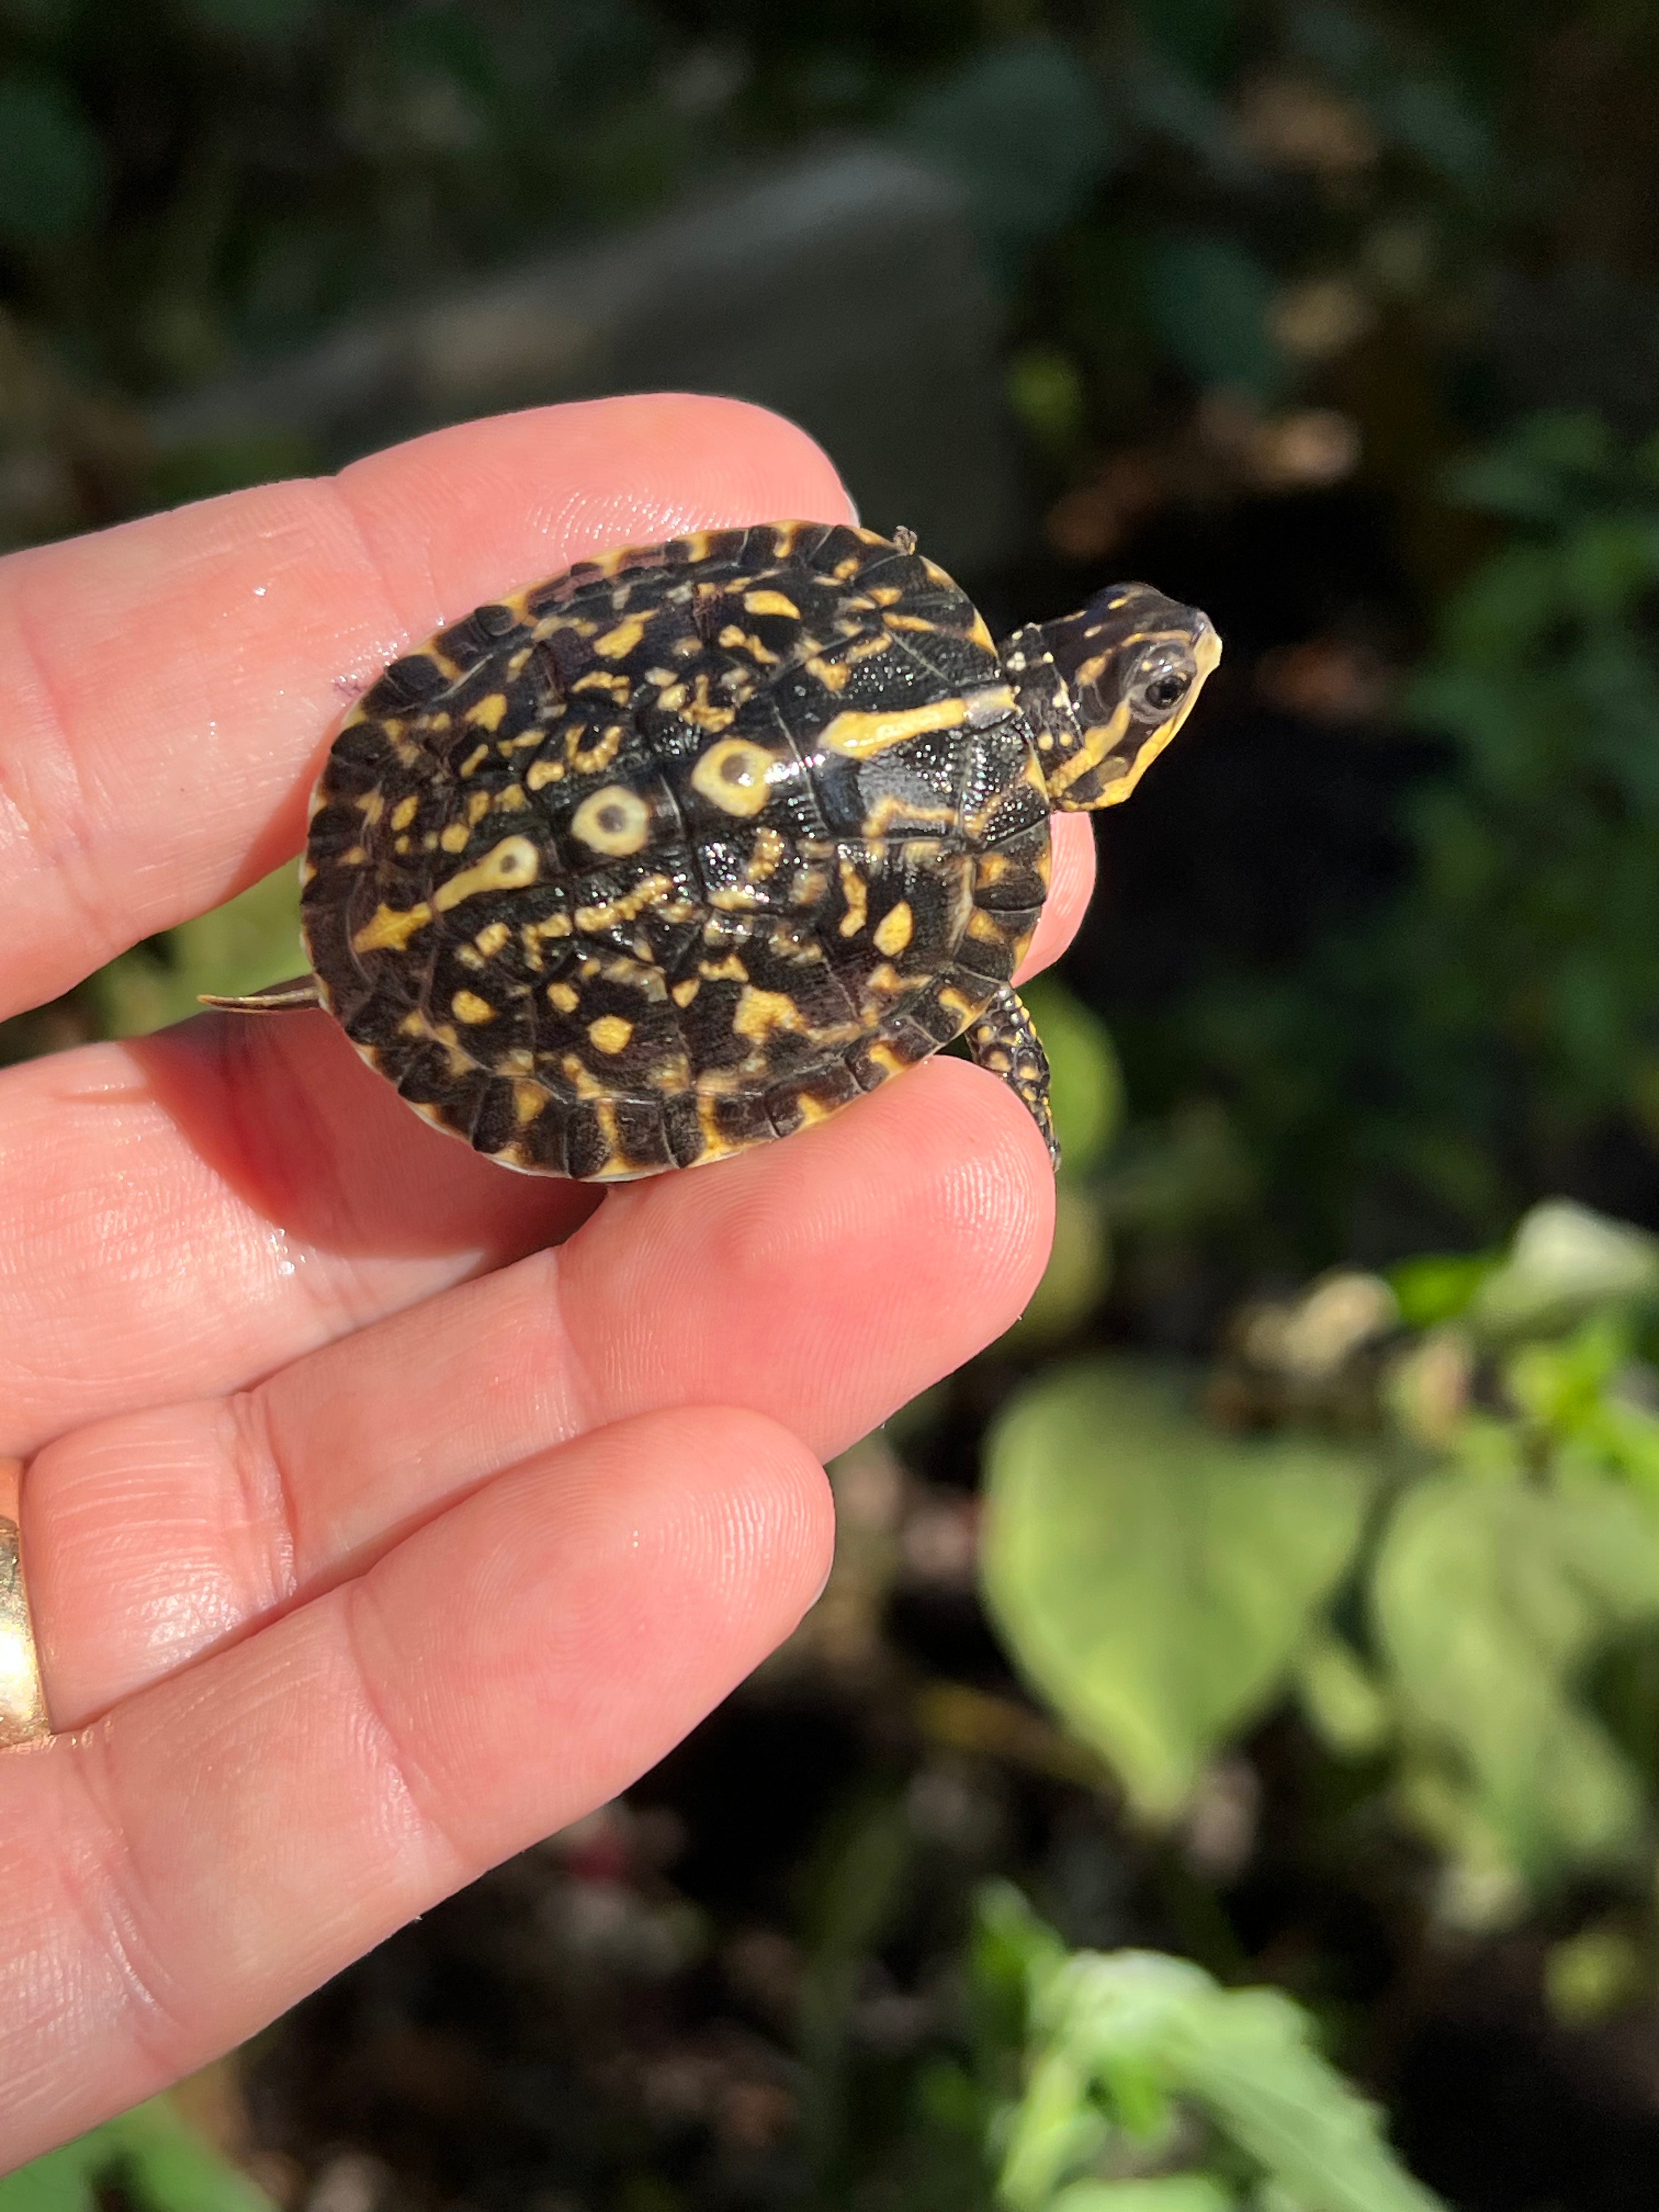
[{"x1": 0, "y1": 394, "x2": 1091, "y2": 2165}]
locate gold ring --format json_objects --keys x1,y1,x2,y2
[{"x1": 0, "y1": 1457, "x2": 48, "y2": 1748}]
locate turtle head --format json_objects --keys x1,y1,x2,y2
[{"x1": 1005, "y1": 583, "x2": 1220, "y2": 812}]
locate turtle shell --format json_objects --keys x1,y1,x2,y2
[{"x1": 301, "y1": 521, "x2": 1053, "y2": 1179}]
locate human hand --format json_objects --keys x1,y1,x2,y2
[{"x1": 0, "y1": 394, "x2": 1094, "y2": 2164}]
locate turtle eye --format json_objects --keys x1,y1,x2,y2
[{"x1": 1126, "y1": 645, "x2": 1194, "y2": 720}]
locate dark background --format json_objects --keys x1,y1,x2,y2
[{"x1": 10, "y1": 4, "x2": 1659, "y2": 2207}]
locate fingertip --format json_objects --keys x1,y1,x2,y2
[
  {"x1": 338, "y1": 393, "x2": 857, "y2": 634},
  {"x1": 1018, "y1": 811, "x2": 1097, "y2": 981}
]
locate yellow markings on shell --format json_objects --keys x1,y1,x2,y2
[
  {"x1": 547, "y1": 981, "x2": 579, "y2": 1013},
  {"x1": 465, "y1": 788, "x2": 494, "y2": 825},
  {"x1": 672, "y1": 977, "x2": 700, "y2": 1007},
  {"x1": 568, "y1": 721, "x2": 625, "y2": 775},
  {"x1": 514, "y1": 1082, "x2": 546, "y2": 1125},
  {"x1": 695, "y1": 1097, "x2": 746, "y2": 1161},
  {"x1": 838, "y1": 860, "x2": 868, "y2": 937},
  {"x1": 475, "y1": 921, "x2": 511, "y2": 957},
  {"x1": 493, "y1": 783, "x2": 528, "y2": 812},
  {"x1": 861, "y1": 1040, "x2": 909, "y2": 1082},
  {"x1": 575, "y1": 873, "x2": 673, "y2": 932},
  {"x1": 356, "y1": 788, "x2": 385, "y2": 825},
  {"x1": 391, "y1": 793, "x2": 420, "y2": 832},
  {"x1": 459, "y1": 743, "x2": 490, "y2": 777},
  {"x1": 733, "y1": 985, "x2": 805, "y2": 1042},
  {"x1": 717, "y1": 623, "x2": 780, "y2": 665},
  {"x1": 862, "y1": 793, "x2": 954, "y2": 837},
  {"x1": 699, "y1": 953, "x2": 749, "y2": 984},
  {"x1": 573, "y1": 669, "x2": 630, "y2": 698},
  {"x1": 967, "y1": 609, "x2": 996, "y2": 652},
  {"x1": 747, "y1": 827, "x2": 786, "y2": 880},
  {"x1": 679, "y1": 675, "x2": 736, "y2": 731},
  {"x1": 692, "y1": 737, "x2": 776, "y2": 817},
  {"x1": 467, "y1": 693, "x2": 509, "y2": 730},
  {"x1": 353, "y1": 901, "x2": 432, "y2": 954},
  {"x1": 433, "y1": 835, "x2": 540, "y2": 910},
  {"x1": 527, "y1": 756, "x2": 564, "y2": 791},
  {"x1": 440, "y1": 821, "x2": 471, "y2": 853},
  {"x1": 340, "y1": 844, "x2": 368, "y2": 865},
  {"x1": 870, "y1": 585, "x2": 902, "y2": 606},
  {"x1": 560, "y1": 1053, "x2": 606, "y2": 1099},
  {"x1": 873, "y1": 901, "x2": 914, "y2": 956},
  {"x1": 571, "y1": 783, "x2": 652, "y2": 857},
  {"x1": 819, "y1": 697, "x2": 970, "y2": 760},
  {"x1": 743, "y1": 589, "x2": 799, "y2": 618},
  {"x1": 883, "y1": 613, "x2": 938, "y2": 633},
  {"x1": 452, "y1": 990, "x2": 495, "y2": 1024},
  {"x1": 589, "y1": 1014, "x2": 634, "y2": 1054},
  {"x1": 596, "y1": 615, "x2": 646, "y2": 659},
  {"x1": 806, "y1": 654, "x2": 850, "y2": 692}
]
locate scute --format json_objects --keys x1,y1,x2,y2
[{"x1": 301, "y1": 523, "x2": 1048, "y2": 1179}]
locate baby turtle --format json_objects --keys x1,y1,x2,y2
[{"x1": 211, "y1": 522, "x2": 1218, "y2": 1178}]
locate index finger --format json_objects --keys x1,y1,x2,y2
[{"x1": 0, "y1": 395, "x2": 853, "y2": 1020}]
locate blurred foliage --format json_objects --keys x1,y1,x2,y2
[
  {"x1": 983, "y1": 1364, "x2": 1369, "y2": 1818},
  {"x1": 954, "y1": 1886, "x2": 1442, "y2": 2211},
  {"x1": 0, "y1": 2098, "x2": 274, "y2": 2212},
  {"x1": 1173, "y1": 416, "x2": 1659, "y2": 1250},
  {"x1": 984, "y1": 1195, "x2": 1659, "y2": 1934}
]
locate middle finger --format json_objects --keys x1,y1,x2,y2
[{"x1": 30, "y1": 1056, "x2": 1055, "y2": 1727}]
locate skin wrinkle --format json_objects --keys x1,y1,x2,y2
[
  {"x1": 54, "y1": 1746, "x2": 200, "y2": 2089},
  {"x1": 1, "y1": 591, "x2": 98, "y2": 913},
  {"x1": 336, "y1": 1576, "x2": 474, "y2": 1891},
  {"x1": 222, "y1": 1391, "x2": 302, "y2": 1620}
]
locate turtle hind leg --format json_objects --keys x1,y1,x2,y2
[
  {"x1": 198, "y1": 975, "x2": 322, "y2": 1013},
  {"x1": 964, "y1": 984, "x2": 1059, "y2": 1171}
]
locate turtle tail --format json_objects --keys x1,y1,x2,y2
[{"x1": 198, "y1": 975, "x2": 322, "y2": 1013}]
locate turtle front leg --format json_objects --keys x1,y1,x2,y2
[{"x1": 964, "y1": 985, "x2": 1059, "y2": 1171}]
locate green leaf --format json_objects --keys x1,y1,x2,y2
[
  {"x1": 1373, "y1": 1471, "x2": 1659, "y2": 1898},
  {"x1": 1001, "y1": 1931, "x2": 1443, "y2": 2212},
  {"x1": 983, "y1": 1363, "x2": 1369, "y2": 1820},
  {"x1": 0, "y1": 2098, "x2": 275, "y2": 2212},
  {"x1": 1385, "y1": 1252, "x2": 1495, "y2": 1330},
  {"x1": 0, "y1": 75, "x2": 105, "y2": 246},
  {"x1": 1159, "y1": 1985, "x2": 1442, "y2": 2212},
  {"x1": 1468, "y1": 1200, "x2": 1659, "y2": 1338},
  {"x1": 1295, "y1": 1634, "x2": 1392, "y2": 1759},
  {"x1": 1020, "y1": 981, "x2": 1124, "y2": 1177},
  {"x1": 1050, "y1": 2182, "x2": 1234, "y2": 2211},
  {"x1": 96, "y1": 865, "x2": 303, "y2": 1039}
]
